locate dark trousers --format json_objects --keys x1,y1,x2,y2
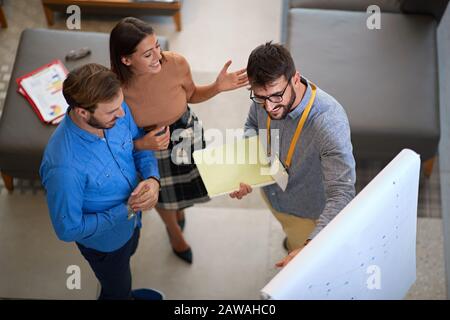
[{"x1": 76, "y1": 228, "x2": 140, "y2": 300}]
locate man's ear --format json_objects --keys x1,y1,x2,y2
[
  {"x1": 121, "y1": 56, "x2": 132, "y2": 67},
  {"x1": 73, "y1": 107, "x2": 90, "y2": 121},
  {"x1": 292, "y1": 71, "x2": 301, "y2": 85}
]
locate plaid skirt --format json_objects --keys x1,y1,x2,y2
[{"x1": 154, "y1": 107, "x2": 210, "y2": 210}]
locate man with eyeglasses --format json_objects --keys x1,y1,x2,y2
[{"x1": 230, "y1": 42, "x2": 356, "y2": 267}]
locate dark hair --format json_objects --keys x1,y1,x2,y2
[
  {"x1": 63, "y1": 63, "x2": 121, "y2": 113},
  {"x1": 110, "y1": 17, "x2": 159, "y2": 84},
  {"x1": 247, "y1": 41, "x2": 296, "y2": 87}
]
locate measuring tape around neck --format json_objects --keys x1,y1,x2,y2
[{"x1": 266, "y1": 82, "x2": 317, "y2": 170}]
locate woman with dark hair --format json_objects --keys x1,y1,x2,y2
[{"x1": 110, "y1": 17, "x2": 248, "y2": 264}]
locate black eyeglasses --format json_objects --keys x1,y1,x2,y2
[{"x1": 250, "y1": 81, "x2": 290, "y2": 105}]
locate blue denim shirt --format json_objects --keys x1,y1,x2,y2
[
  {"x1": 245, "y1": 77, "x2": 356, "y2": 239},
  {"x1": 40, "y1": 102, "x2": 159, "y2": 252}
]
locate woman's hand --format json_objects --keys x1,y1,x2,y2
[
  {"x1": 187, "y1": 60, "x2": 249, "y2": 103},
  {"x1": 215, "y1": 60, "x2": 249, "y2": 93},
  {"x1": 135, "y1": 126, "x2": 170, "y2": 151}
]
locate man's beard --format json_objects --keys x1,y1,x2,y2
[
  {"x1": 268, "y1": 89, "x2": 297, "y2": 120},
  {"x1": 87, "y1": 114, "x2": 115, "y2": 129}
]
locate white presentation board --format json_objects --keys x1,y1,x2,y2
[{"x1": 261, "y1": 149, "x2": 420, "y2": 300}]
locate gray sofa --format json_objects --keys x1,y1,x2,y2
[
  {"x1": 0, "y1": 28, "x2": 168, "y2": 191},
  {"x1": 281, "y1": 0, "x2": 448, "y2": 169}
]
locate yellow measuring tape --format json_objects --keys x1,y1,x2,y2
[{"x1": 266, "y1": 82, "x2": 317, "y2": 170}]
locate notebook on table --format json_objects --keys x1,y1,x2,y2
[{"x1": 16, "y1": 59, "x2": 69, "y2": 125}]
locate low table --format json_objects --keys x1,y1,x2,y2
[
  {"x1": 41, "y1": 0, "x2": 182, "y2": 31},
  {"x1": 0, "y1": 28, "x2": 168, "y2": 191}
]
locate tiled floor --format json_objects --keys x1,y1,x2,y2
[
  {"x1": 0, "y1": 0, "x2": 446, "y2": 299},
  {"x1": 0, "y1": 192, "x2": 97, "y2": 300}
]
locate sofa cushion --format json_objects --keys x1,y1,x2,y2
[
  {"x1": 287, "y1": 8, "x2": 439, "y2": 160},
  {"x1": 289, "y1": 0, "x2": 402, "y2": 12},
  {"x1": 401, "y1": 0, "x2": 450, "y2": 22}
]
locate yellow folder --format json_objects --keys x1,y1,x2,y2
[{"x1": 193, "y1": 135, "x2": 276, "y2": 197}]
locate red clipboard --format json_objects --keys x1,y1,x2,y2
[{"x1": 16, "y1": 59, "x2": 69, "y2": 125}]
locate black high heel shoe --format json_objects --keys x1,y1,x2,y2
[
  {"x1": 172, "y1": 247, "x2": 193, "y2": 264},
  {"x1": 166, "y1": 227, "x2": 193, "y2": 264}
]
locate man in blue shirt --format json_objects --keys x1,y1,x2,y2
[{"x1": 40, "y1": 63, "x2": 163, "y2": 300}]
